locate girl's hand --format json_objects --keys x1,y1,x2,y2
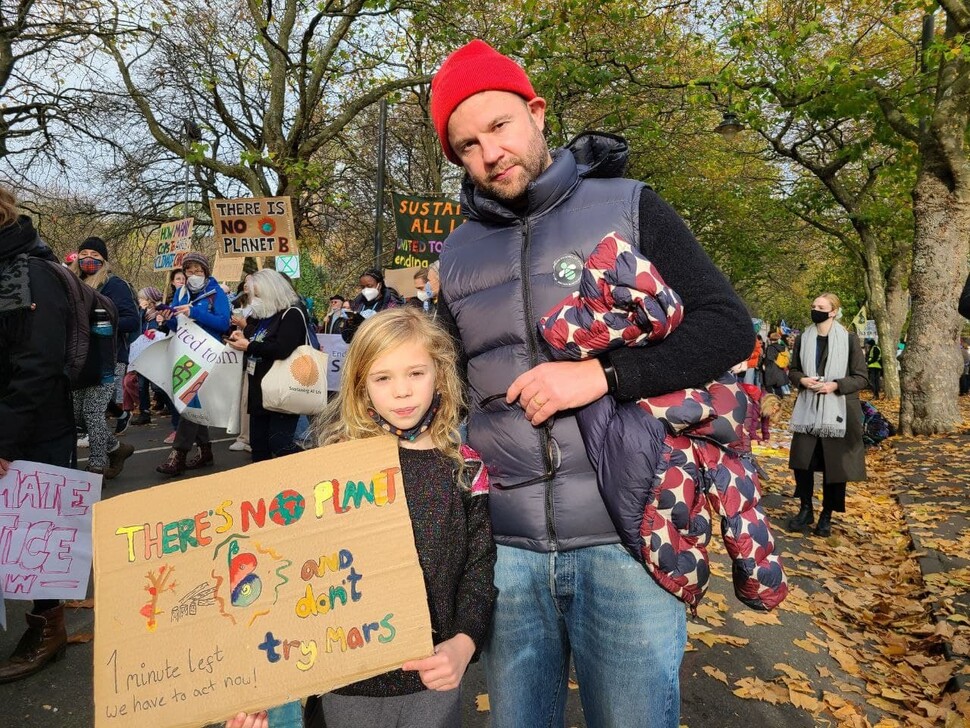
[
  {"x1": 0, "y1": 458, "x2": 10, "y2": 478},
  {"x1": 225, "y1": 711, "x2": 268, "y2": 728},
  {"x1": 173, "y1": 305, "x2": 191, "y2": 318},
  {"x1": 227, "y1": 331, "x2": 249, "y2": 351},
  {"x1": 402, "y1": 633, "x2": 475, "y2": 691}
]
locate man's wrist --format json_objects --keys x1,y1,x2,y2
[{"x1": 600, "y1": 358, "x2": 619, "y2": 395}]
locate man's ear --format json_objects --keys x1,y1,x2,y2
[{"x1": 526, "y1": 97, "x2": 547, "y2": 131}]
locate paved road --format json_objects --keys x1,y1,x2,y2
[{"x1": 0, "y1": 418, "x2": 939, "y2": 727}]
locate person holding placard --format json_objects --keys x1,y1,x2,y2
[
  {"x1": 0, "y1": 188, "x2": 74, "y2": 682},
  {"x1": 228, "y1": 307, "x2": 496, "y2": 728},
  {"x1": 155, "y1": 252, "x2": 231, "y2": 476}
]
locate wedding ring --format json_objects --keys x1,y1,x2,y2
[{"x1": 531, "y1": 396, "x2": 547, "y2": 408}]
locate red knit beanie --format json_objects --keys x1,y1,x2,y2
[{"x1": 430, "y1": 40, "x2": 537, "y2": 165}]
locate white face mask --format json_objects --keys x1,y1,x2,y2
[
  {"x1": 249, "y1": 297, "x2": 268, "y2": 319},
  {"x1": 361, "y1": 286, "x2": 380, "y2": 302},
  {"x1": 416, "y1": 289, "x2": 431, "y2": 302},
  {"x1": 186, "y1": 274, "x2": 206, "y2": 292}
]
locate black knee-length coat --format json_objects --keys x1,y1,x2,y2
[{"x1": 787, "y1": 330, "x2": 869, "y2": 482}]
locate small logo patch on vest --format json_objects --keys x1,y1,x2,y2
[{"x1": 552, "y1": 254, "x2": 583, "y2": 287}]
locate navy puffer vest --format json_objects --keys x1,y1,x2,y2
[{"x1": 440, "y1": 133, "x2": 643, "y2": 552}]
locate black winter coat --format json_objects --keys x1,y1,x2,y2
[
  {"x1": 244, "y1": 307, "x2": 307, "y2": 415},
  {"x1": 0, "y1": 217, "x2": 74, "y2": 456}
]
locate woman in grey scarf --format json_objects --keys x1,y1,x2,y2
[{"x1": 787, "y1": 293, "x2": 868, "y2": 536}]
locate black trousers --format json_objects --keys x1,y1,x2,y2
[
  {"x1": 868, "y1": 367, "x2": 882, "y2": 398},
  {"x1": 18, "y1": 431, "x2": 75, "y2": 613},
  {"x1": 793, "y1": 469, "x2": 846, "y2": 513},
  {"x1": 249, "y1": 412, "x2": 300, "y2": 462}
]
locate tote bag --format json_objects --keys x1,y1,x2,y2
[{"x1": 261, "y1": 308, "x2": 329, "y2": 415}]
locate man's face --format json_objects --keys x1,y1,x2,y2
[
  {"x1": 330, "y1": 298, "x2": 342, "y2": 310},
  {"x1": 448, "y1": 91, "x2": 552, "y2": 203}
]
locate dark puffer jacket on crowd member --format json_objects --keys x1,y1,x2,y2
[
  {"x1": 99, "y1": 276, "x2": 139, "y2": 364},
  {"x1": 437, "y1": 132, "x2": 753, "y2": 553},
  {"x1": 341, "y1": 268, "x2": 405, "y2": 343}
]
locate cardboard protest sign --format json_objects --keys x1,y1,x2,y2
[
  {"x1": 210, "y1": 197, "x2": 298, "y2": 258},
  {"x1": 152, "y1": 218, "x2": 194, "y2": 271},
  {"x1": 210, "y1": 255, "x2": 246, "y2": 285},
  {"x1": 129, "y1": 321, "x2": 243, "y2": 433},
  {"x1": 93, "y1": 437, "x2": 432, "y2": 728},
  {"x1": 0, "y1": 461, "x2": 102, "y2": 600},
  {"x1": 316, "y1": 334, "x2": 349, "y2": 391},
  {"x1": 382, "y1": 267, "x2": 422, "y2": 301}
]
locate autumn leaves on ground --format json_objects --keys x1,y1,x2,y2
[{"x1": 683, "y1": 395, "x2": 970, "y2": 727}]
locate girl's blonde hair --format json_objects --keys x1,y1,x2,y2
[
  {"x1": 314, "y1": 307, "x2": 467, "y2": 482},
  {"x1": 0, "y1": 187, "x2": 19, "y2": 229}
]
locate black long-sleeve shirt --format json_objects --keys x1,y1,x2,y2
[
  {"x1": 244, "y1": 307, "x2": 307, "y2": 414},
  {"x1": 333, "y1": 446, "x2": 496, "y2": 697},
  {"x1": 437, "y1": 188, "x2": 753, "y2": 400}
]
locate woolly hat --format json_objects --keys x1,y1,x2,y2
[
  {"x1": 180, "y1": 251, "x2": 210, "y2": 277},
  {"x1": 430, "y1": 40, "x2": 537, "y2": 165},
  {"x1": 80, "y1": 236, "x2": 109, "y2": 261},
  {"x1": 138, "y1": 286, "x2": 163, "y2": 303}
]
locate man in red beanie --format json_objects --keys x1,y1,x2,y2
[{"x1": 432, "y1": 41, "x2": 754, "y2": 728}]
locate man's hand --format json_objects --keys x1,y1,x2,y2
[
  {"x1": 401, "y1": 633, "x2": 475, "y2": 691},
  {"x1": 507, "y1": 359, "x2": 608, "y2": 426},
  {"x1": 0, "y1": 459, "x2": 10, "y2": 478}
]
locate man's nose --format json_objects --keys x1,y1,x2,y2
[{"x1": 480, "y1": 137, "x2": 504, "y2": 166}]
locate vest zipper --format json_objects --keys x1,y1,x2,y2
[{"x1": 520, "y1": 218, "x2": 559, "y2": 549}]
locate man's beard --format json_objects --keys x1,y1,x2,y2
[{"x1": 475, "y1": 122, "x2": 550, "y2": 204}]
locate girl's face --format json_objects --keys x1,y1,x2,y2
[
  {"x1": 173, "y1": 272, "x2": 186, "y2": 288},
  {"x1": 365, "y1": 340, "x2": 436, "y2": 444},
  {"x1": 138, "y1": 297, "x2": 149, "y2": 310},
  {"x1": 359, "y1": 275, "x2": 380, "y2": 290}
]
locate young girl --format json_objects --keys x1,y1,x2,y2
[
  {"x1": 739, "y1": 382, "x2": 783, "y2": 450},
  {"x1": 226, "y1": 307, "x2": 496, "y2": 728}
]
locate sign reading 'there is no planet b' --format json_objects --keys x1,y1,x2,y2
[{"x1": 210, "y1": 197, "x2": 298, "y2": 258}]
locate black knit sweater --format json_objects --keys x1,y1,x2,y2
[{"x1": 333, "y1": 446, "x2": 496, "y2": 697}]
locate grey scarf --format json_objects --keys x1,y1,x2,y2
[{"x1": 790, "y1": 321, "x2": 849, "y2": 438}]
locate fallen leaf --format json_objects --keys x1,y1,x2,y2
[
  {"x1": 67, "y1": 632, "x2": 93, "y2": 644},
  {"x1": 703, "y1": 666, "x2": 728, "y2": 684},
  {"x1": 65, "y1": 599, "x2": 93, "y2": 609},
  {"x1": 475, "y1": 694, "x2": 490, "y2": 712},
  {"x1": 792, "y1": 638, "x2": 819, "y2": 654}
]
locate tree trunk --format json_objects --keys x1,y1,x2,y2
[
  {"x1": 880, "y1": 279, "x2": 909, "y2": 399},
  {"x1": 857, "y1": 225, "x2": 906, "y2": 399},
  {"x1": 899, "y1": 168, "x2": 970, "y2": 434}
]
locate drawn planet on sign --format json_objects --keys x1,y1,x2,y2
[
  {"x1": 257, "y1": 217, "x2": 276, "y2": 235},
  {"x1": 269, "y1": 489, "x2": 306, "y2": 526},
  {"x1": 229, "y1": 552, "x2": 262, "y2": 607}
]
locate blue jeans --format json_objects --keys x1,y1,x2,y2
[{"x1": 483, "y1": 544, "x2": 686, "y2": 728}]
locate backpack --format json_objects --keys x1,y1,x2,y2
[
  {"x1": 775, "y1": 348, "x2": 790, "y2": 369},
  {"x1": 861, "y1": 401, "x2": 895, "y2": 446},
  {"x1": 46, "y1": 262, "x2": 119, "y2": 389}
]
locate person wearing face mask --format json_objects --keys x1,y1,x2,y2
[
  {"x1": 786, "y1": 293, "x2": 868, "y2": 537},
  {"x1": 341, "y1": 267, "x2": 404, "y2": 343},
  {"x1": 69, "y1": 237, "x2": 139, "y2": 478},
  {"x1": 322, "y1": 294, "x2": 348, "y2": 335},
  {"x1": 410, "y1": 267, "x2": 439, "y2": 317},
  {"x1": 227, "y1": 269, "x2": 308, "y2": 462},
  {"x1": 155, "y1": 251, "x2": 231, "y2": 476}
]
